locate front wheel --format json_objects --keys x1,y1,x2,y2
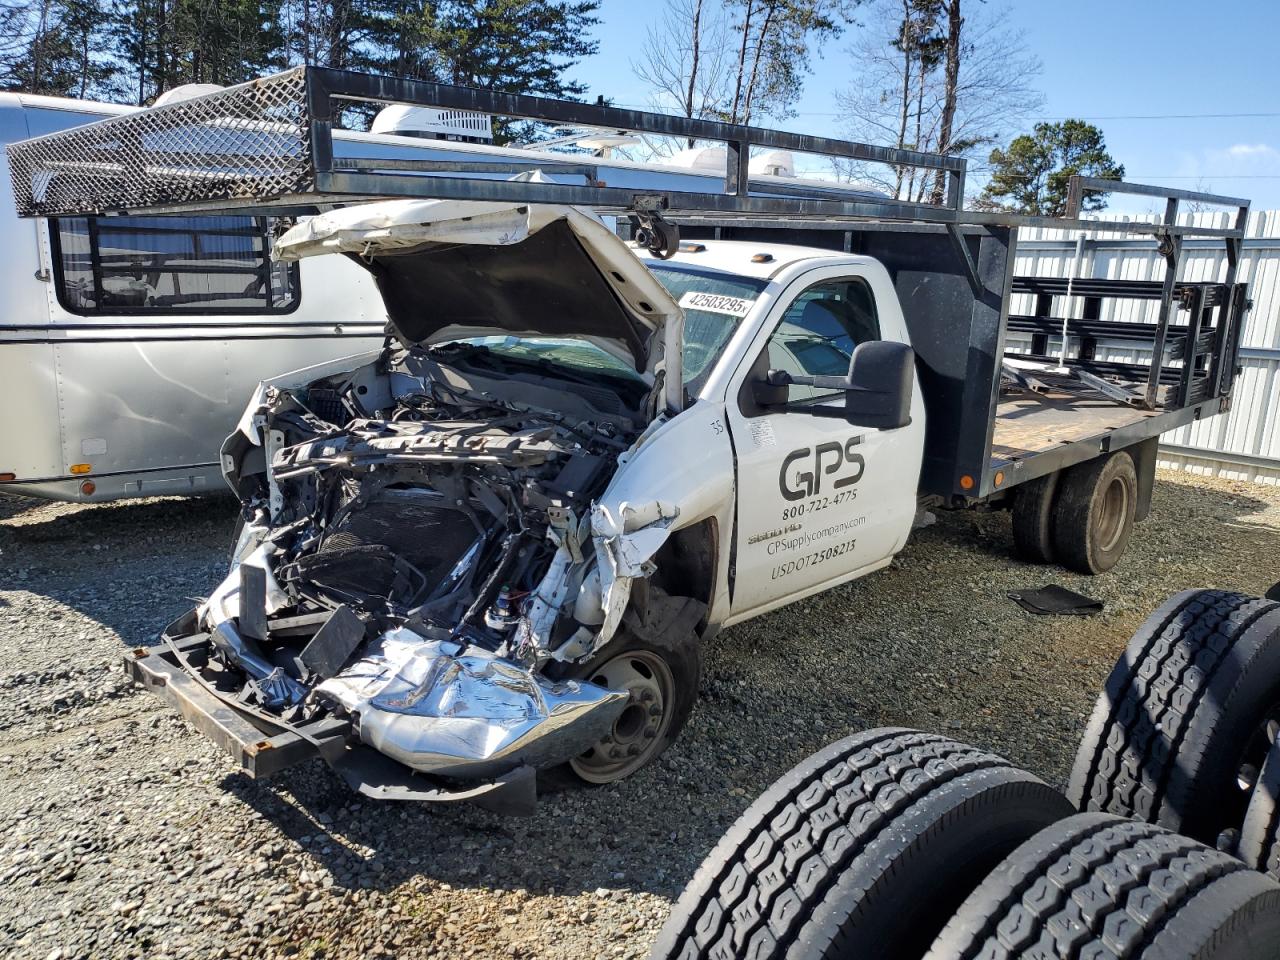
[{"x1": 562, "y1": 610, "x2": 702, "y2": 785}]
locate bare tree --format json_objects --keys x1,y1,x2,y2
[
  {"x1": 631, "y1": 0, "x2": 855, "y2": 162},
  {"x1": 835, "y1": 0, "x2": 1042, "y2": 202},
  {"x1": 725, "y1": 0, "x2": 856, "y2": 125},
  {"x1": 632, "y1": 0, "x2": 735, "y2": 147},
  {"x1": 929, "y1": 0, "x2": 961, "y2": 202}
]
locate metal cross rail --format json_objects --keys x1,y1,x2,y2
[
  {"x1": 4, "y1": 65, "x2": 1250, "y2": 245},
  {"x1": 5, "y1": 66, "x2": 1252, "y2": 416}
]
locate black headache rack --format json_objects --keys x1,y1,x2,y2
[{"x1": 7, "y1": 65, "x2": 1251, "y2": 504}]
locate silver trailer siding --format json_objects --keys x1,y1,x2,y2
[{"x1": 0, "y1": 94, "x2": 388, "y2": 502}]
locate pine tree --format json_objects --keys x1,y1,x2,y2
[
  {"x1": 108, "y1": 0, "x2": 286, "y2": 104},
  {"x1": 980, "y1": 120, "x2": 1124, "y2": 217},
  {"x1": 426, "y1": 0, "x2": 602, "y2": 142},
  {"x1": 1, "y1": 0, "x2": 120, "y2": 99}
]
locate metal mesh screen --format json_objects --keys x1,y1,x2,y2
[{"x1": 6, "y1": 68, "x2": 314, "y2": 217}]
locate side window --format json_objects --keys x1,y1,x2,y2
[
  {"x1": 51, "y1": 215, "x2": 299, "y2": 315},
  {"x1": 765, "y1": 278, "x2": 880, "y2": 402}
]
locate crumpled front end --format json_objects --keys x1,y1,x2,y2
[
  {"x1": 314, "y1": 630, "x2": 627, "y2": 780},
  {"x1": 136, "y1": 198, "x2": 711, "y2": 803},
  {"x1": 166, "y1": 326, "x2": 690, "y2": 798}
]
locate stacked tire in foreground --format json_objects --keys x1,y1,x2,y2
[
  {"x1": 648, "y1": 729, "x2": 1071, "y2": 959},
  {"x1": 652, "y1": 588, "x2": 1280, "y2": 960},
  {"x1": 1068, "y1": 589, "x2": 1280, "y2": 879},
  {"x1": 926, "y1": 814, "x2": 1280, "y2": 960}
]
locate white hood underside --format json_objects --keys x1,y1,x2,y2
[{"x1": 274, "y1": 200, "x2": 682, "y2": 371}]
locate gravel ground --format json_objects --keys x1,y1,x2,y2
[{"x1": 2, "y1": 470, "x2": 1279, "y2": 960}]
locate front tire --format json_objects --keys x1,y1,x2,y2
[{"x1": 562, "y1": 612, "x2": 701, "y2": 786}]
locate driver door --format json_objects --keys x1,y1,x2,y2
[{"x1": 724, "y1": 268, "x2": 923, "y2": 621}]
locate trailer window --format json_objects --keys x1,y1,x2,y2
[{"x1": 51, "y1": 216, "x2": 299, "y2": 315}]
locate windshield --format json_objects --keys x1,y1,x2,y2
[
  {"x1": 445, "y1": 335, "x2": 640, "y2": 380},
  {"x1": 438, "y1": 262, "x2": 766, "y2": 391},
  {"x1": 647, "y1": 263, "x2": 767, "y2": 387}
]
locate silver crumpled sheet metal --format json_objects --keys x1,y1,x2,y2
[{"x1": 315, "y1": 628, "x2": 627, "y2": 780}]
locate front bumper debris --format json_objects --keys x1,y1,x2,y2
[
  {"x1": 315, "y1": 628, "x2": 629, "y2": 780},
  {"x1": 125, "y1": 626, "x2": 540, "y2": 815}
]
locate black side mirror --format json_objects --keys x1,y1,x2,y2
[
  {"x1": 842, "y1": 340, "x2": 915, "y2": 429},
  {"x1": 751, "y1": 376, "x2": 789, "y2": 408},
  {"x1": 754, "y1": 341, "x2": 915, "y2": 429}
]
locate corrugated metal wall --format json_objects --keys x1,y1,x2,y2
[{"x1": 1009, "y1": 210, "x2": 1280, "y2": 485}]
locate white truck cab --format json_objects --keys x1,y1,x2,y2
[{"x1": 633, "y1": 241, "x2": 925, "y2": 626}]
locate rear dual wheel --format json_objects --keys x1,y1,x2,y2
[
  {"x1": 1011, "y1": 473, "x2": 1059, "y2": 565},
  {"x1": 1011, "y1": 451, "x2": 1138, "y2": 574}
]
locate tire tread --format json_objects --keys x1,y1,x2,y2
[
  {"x1": 925, "y1": 813, "x2": 1262, "y2": 960},
  {"x1": 1067, "y1": 590, "x2": 1280, "y2": 833},
  {"x1": 649, "y1": 729, "x2": 1066, "y2": 960}
]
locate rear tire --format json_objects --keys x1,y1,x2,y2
[
  {"x1": 1067, "y1": 589, "x2": 1280, "y2": 847},
  {"x1": 1052, "y1": 451, "x2": 1138, "y2": 574},
  {"x1": 1239, "y1": 733, "x2": 1280, "y2": 880},
  {"x1": 1011, "y1": 473, "x2": 1059, "y2": 564},
  {"x1": 924, "y1": 812, "x2": 1280, "y2": 960},
  {"x1": 648, "y1": 728, "x2": 1072, "y2": 960}
]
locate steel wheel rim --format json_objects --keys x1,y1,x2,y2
[
  {"x1": 1096, "y1": 475, "x2": 1130, "y2": 553},
  {"x1": 569, "y1": 649, "x2": 675, "y2": 784},
  {"x1": 1218, "y1": 711, "x2": 1280, "y2": 852}
]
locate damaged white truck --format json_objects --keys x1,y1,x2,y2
[{"x1": 5, "y1": 67, "x2": 1253, "y2": 812}]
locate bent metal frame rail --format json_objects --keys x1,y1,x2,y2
[{"x1": 6, "y1": 65, "x2": 1252, "y2": 414}]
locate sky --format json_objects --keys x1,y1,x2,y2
[{"x1": 570, "y1": 0, "x2": 1280, "y2": 212}]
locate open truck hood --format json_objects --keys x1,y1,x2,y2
[{"x1": 275, "y1": 200, "x2": 680, "y2": 372}]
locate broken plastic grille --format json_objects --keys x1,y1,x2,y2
[{"x1": 6, "y1": 68, "x2": 314, "y2": 218}]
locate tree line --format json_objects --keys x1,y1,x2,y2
[
  {"x1": 638, "y1": 0, "x2": 1123, "y2": 216},
  {"x1": 0, "y1": 0, "x2": 602, "y2": 112},
  {"x1": 0, "y1": 0, "x2": 1124, "y2": 215}
]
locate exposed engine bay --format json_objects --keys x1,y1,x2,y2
[
  {"x1": 177, "y1": 340, "x2": 688, "y2": 796},
  {"x1": 145, "y1": 200, "x2": 714, "y2": 808}
]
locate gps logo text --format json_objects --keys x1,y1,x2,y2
[{"x1": 779, "y1": 436, "x2": 865, "y2": 501}]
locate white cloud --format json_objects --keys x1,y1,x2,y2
[{"x1": 1224, "y1": 143, "x2": 1278, "y2": 158}]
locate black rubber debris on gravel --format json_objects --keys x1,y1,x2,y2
[{"x1": 1008, "y1": 585, "x2": 1103, "y2": 616}]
